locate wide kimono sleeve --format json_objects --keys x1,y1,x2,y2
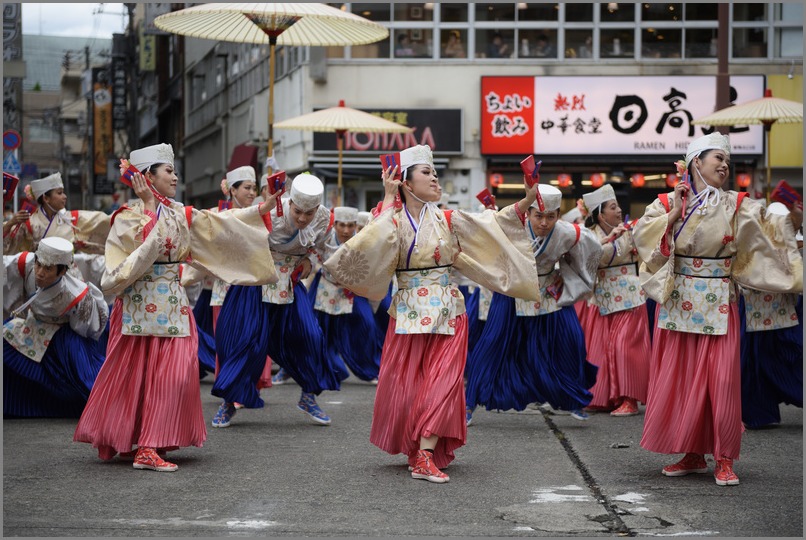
[
  {"x1": 322, "y1": 207, "x2": 400, "y2": 301},
  {"x1": 3, "y1": 220, "x2": 33, "y2": 255},
  {"x1": 633, "y1": 198, "x2": 676, "y2": 303},
  {"x1": 732, "y1": 199, "x2": 802, "y2": 294},
  {"x1": 74, "y1": 210, "x2": 112, "y2": 253},
  {"x1": 68, "y1": 282, "x2": 109, "y2": 341},
  {"x1": 180, "y1": 263, "x2": 209, "y2": 288},
  {"x1": 3, "y1": 252, "x2": 31, "y2": 316},
  {"x1": 450, "y1": 205, "x2": 541, "y2": 302},
  {"x1": 100, "y1": 207, "x2": 165, "y2": 298},
  {"x1": 187, "y1": 205, "x2": 277, "y2": 286},
  {"x1": 558, "y1": 224, "x2": 603, "y2": 306}
]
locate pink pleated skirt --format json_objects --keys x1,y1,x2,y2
[
  {"x1": 575, "y1": 301, "x2": 651, "y2": 408},
  {"x1": 73, "y1": 299, "x2": 207, "y2": 460},
  {"x1": 370, "y1": 314, "x2": 468, "y2": 470},
  {"x1": 640, "y1": 302, "x2": 744, "y2": 459}
]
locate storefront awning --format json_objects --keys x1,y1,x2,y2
[{"x1": 228, "y1": 143, "x2": 258, "y2": 172}]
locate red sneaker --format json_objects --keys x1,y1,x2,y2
[
  {"x1": 662, "y1": 453, "x2": 709, "y2": 477},
  {"x1": 610, "y1": 398, "x2": 639, "y2": 417},
  {"x1": 714, "y1": 457, "x2": 740, "y2": 486},
  {"x1": 133, "y1": 447, "x2": 178, "y2": 472},
  {"x1": 410, "y1": 450, "x2": 449, "y2": 484}
]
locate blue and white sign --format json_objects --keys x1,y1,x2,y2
[{"x1": 3, "y1": 152, "x2": 21, "y2": 175}]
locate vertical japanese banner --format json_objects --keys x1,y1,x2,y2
[
  {"x1": 93, "y1": 78, "x2": 113, "y2": 175},
  {"x1": 480, "y1": 77, "x2": 535, "y2": 155}
]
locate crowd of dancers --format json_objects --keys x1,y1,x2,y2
[{"x1": 3, "y1": 133, "x2": 802, "y2": 486}]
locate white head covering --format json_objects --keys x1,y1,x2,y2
[
  {"x1": 562, "y1": 207, "x2": 583, "y2": 223},
  {"x1": 289, "y1": 173, "x2": 323, "y2": 211},
  {"x1": 400, "y1": 145, "x2": 434, "y2": 181},
  {"x1": 333, "y1": 206, "x2": 358, "y2": 223},
  {"x1": 130, "y1": 143, "x2": 174, "y2": 172},
  {"x1": 582, "y1": 184, "x2": 616, "y2": 214},
  {"x1": 531, "y1": 184, "x2": 562, "y2": 212},
  {"x1": 31, "y1": 172, "x2": 63, "y2": 200},
  {"x1": 259, "y1": 173, "x2": 269, "y2": 190},
  {"x1": 685, "y1": 132, "x2": 731, "y2": 169},
  {"x1": 356, "y1": 211, "x2": 371, "y2": 227},
  {"x1": 36, "y1": 237, "x2": 74, "y2": 266},
  {"x1": 438, "y1": 193, "x2": 450, "y2": 207},
  {"x1": 225, "y1": 166, "x2": 256, "y2": 189}
]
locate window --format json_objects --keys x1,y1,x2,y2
[
  {"x1": 394, "y1": 3, "x2": 433, "y2": 22},
  {"x1": 565, "y1": 30, "x2": 593, "y2": 59},
  {"x1": 686, "y1": 28, "x2": 718, "y2": 58},
  {"x1": 517, "y1": 3, "x2": 559, "y2": 22},
  {"x1": 475, "y1": 3, "x2": 515, "y2": 22},
  {"x1": 476, "y1": 29, "x2": 514, "y2": 59},
  {"x1": 642, "y1": 3, "x2": 682, "y2": 22},
  {"x1": 601, "y1": 3, "x2": 635, "y2": 23},
  {"x1": 352, "y1": 3, "x2": 390, "y2": 22},
  {"x1": 440, "y1": 3, "x2": 467, "y2": 22},
  {"x1": 518, "y1": 29, "x2": 557, "y2": 58},
  {"x1": 565, "y1": 3, "x2": 592, "y2": 22},
  {"x1": 642, "y1": 28, "x2": 682, "y2": 58},
  {"x1": 28, "y1": 119, "x2": 58, "y2": 143},
  {"x1": 601, "y1": 29, "x2": 634, "y2": 58}
]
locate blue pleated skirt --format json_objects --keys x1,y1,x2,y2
[
  {"x1": 193, "y1": 288, "x2": 214, "y2": 336},
  {"x1": 4, "y1": 325, "x2": 106, "y2": 418},
  {"x1": 465, "y1": 292, "x2": 598, "y2": 412},
  {"x1": 645, "y1": 298, "x2": 657, "y2": 343},
  {"x1": 212, "y1": 284, "x2": 272, "y2": 408},
  {"x1": 463, "y1": 286, "x2": 485, "y2": 375},
  {"x1": 197, "y1": 325, "x2": 217, "y2": 376},
  {"x1": 310, "y1": 272, "x2": 382, "y2": 381},
  {"x1": 374, "y1": 281, "x2": 394, "y2": 339},
  {"x1": 740, "y1": 295, "x2": 803, "y2": 428}
]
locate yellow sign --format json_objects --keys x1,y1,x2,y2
[
  {"x1": 768, "y1": 75, "x2": 803, "y2": 168},
  {"x1": 139, "y1": 26, "x2": 156, "y2": 71},
  {"x1": 93, "y1": 82, "x2": 113, "y2": 174}
]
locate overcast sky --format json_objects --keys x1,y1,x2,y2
[{"x1": 21, "y1": 3, "x2": 128, "y2": 40}]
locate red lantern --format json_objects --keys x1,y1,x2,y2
[
  {"x1": 736, "y1": 173, "x2": 752, "y2": 188},
  {"x1": 557, "y1": 173, "x2": 572, "y2": 188},
  {"x1": 665, "y1": 173, "x2": 678, "y2": 188},
  {"x1": 489, "y1": 173, "x2": 503, "y2": 188},
  {"x1": 630, "y1": 173, "x2": 645, "y2": 188},
  {"x1": 590, "y1": 173, "x2": 604, "y2": 188}
]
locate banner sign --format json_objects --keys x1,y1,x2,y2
[
  {"x1": 93, "y1": 72, "x2": 113, "y2": 175},
  {"x1": 480, "y1": 76, "x2": 765, "y2": 156},
  {"x1": 313, "y1": 109, "x2": 463, "y2": 154}
]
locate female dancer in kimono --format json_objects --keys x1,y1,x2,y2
[
  {"x1": 633, "y1": 132, "x2": 802, "y2": 486},
  {"x1": 4, "y1": 237, "x2": 108, "y2": 417},
  {"x1": 212, "y1": 173, "x2": 343, "y2": 428},
  {"x1": 309, "y1": 206, "x2": 382, "y2": 383},
  {"x1": 3, "y1": 172, "x2": 111, "y2": 257},
  {"x1": 323, "y1": 144, "x2": 540, "y2": 484},
  {"x1": 73, "y1": 143, "x2": 279, "y2": 472},
  {"x1": 466, "y1": 185, "x2": 602, "y2": 425},
  {"x1": 574, "y1": 184, "x2": 651, "y2": 417},
  {"x1": 737, "y1": 202, "x2": 802, "y2": 429}
]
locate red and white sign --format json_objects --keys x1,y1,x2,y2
[{"x1": 481, "y1": 76, "x2": 765, "y2": 156}]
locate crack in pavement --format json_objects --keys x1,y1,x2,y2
[{"x1": 540, "y1": 410, "x2": 636, "y2": 537}]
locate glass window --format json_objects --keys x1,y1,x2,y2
[
  {"x1": 733, "y1": 27, "x2": 767, "y2": 58},
  {"x1": 475, "y1": 3, "x2": 516, "y2": 22},
  {"x1": 732, "y1": 3, "x2": 766, "y2": 21},
  {"x1": 685, "y1": 4, "x2": 717, "y2": 21},
  {"x1": 565, "y1": 3, "x2": 592, "y2": 22},
  {"x1": 642, "y1": 3, "x2": 682, "y2": 22},
  {"x1": 476, "y1": 29, "x2": 515, "y2": 58},
  {"x1": 565, "y1": 30, "x2": 593, "y2": 59},
  {"x1": 518, "y1": 29, "x2": 557, "y2": 58},
  {"x1": 642, "y1": 28, "x2": 682, "y2": 58},
  {"x1": 776, "y1": 28, "x2": 803, "y2": 58},
  {"x1": 517, "y1": 3, "x2": 559, "y2": 21},
  {"x1": 394, "y1": 29, "x2": 433, "y2": 58},
  {"x1": 600, "y1": 29, "x2": 634, "y2": 58},
  {"x1": 440, "y1": 29, "x2": 467, "y2": 59},
  {"x1": 440, "y1": 3, "x2": 467, "y2": 22},
  {"x1": 686, "y1": 28, "x2": 718, "y2": 58},
  {"x1": 600, "y1": 3, "x2": 634, "y2": 23},
  {"x1": 393, "y1": 3, "x2": 433, "y2": 22},
  {"x1": 352, "y1": 3, "x2": 390, "y2": 22},
  {"x1": 28, "y1": 119, "x2": 58, "y2": 143},
  {"x1": 775, "y1": 2, "x2": 803, "y2": 21}
]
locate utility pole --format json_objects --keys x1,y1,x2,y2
[
  {"x1": 84, "y1": 45, "x2": 92, "y2": 210},
  {"x1": 125, "y1": 3, "x2": 138, "y2": 152},
  {"x1": 715, "y1": 3, "x2": 730, "y2": 136}
]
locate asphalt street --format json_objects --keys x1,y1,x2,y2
[{"x1": 3, "y1": 375, "x2": 803, "y2": 537}]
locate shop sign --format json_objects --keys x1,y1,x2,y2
[{"x1": 481, "y1": 76, "x2": 764, "y2": 156}]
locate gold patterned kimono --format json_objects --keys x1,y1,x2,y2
[
  {"x1": 633, "y1": 191, "x2": 802, "y2": 335},
  {"x1": 3, "y1": 207, "x2": 111, "y2": 255},
  {"x1": 323, "y1": 204, "x2": 540, "y2": 336},
  {"x1": 515, "y1": 221, "x2": 602, "y2": 316},
  {"x1": 584, "y1": 224, "x2": 646, "y2": 316},
  {"x1": 102, "y1": 201, "x2": 277, "y2": 337},
  {"x1": 262, "y1": 200, "x2": 332, "y2": 305},
  {"x1": 4, "y1": 252, "x2": 108, "y2": 362},
  {"x1": 313, "y1": 230, "x2": 355, "y2": 315}
]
